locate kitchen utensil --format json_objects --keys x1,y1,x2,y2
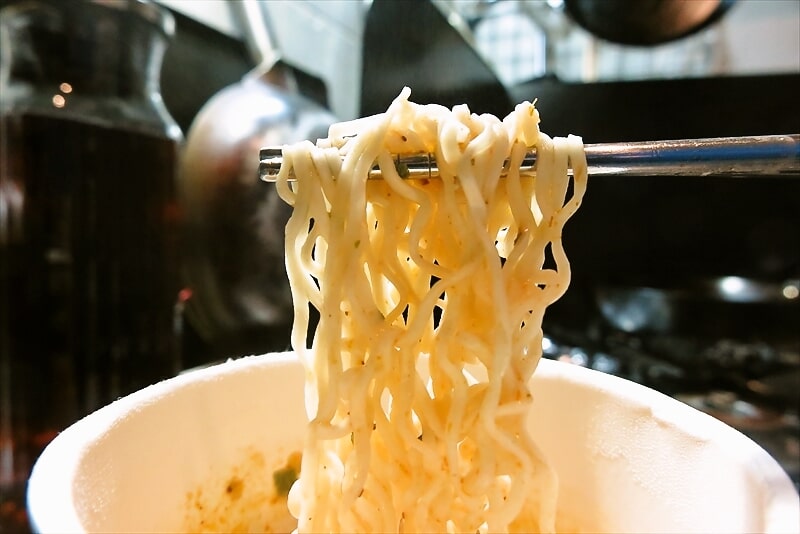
[
  {"x1": 563, "y1": 0, "x2": 736, "y2": 46},
  {"x1": 178, "y1": 0, "x2": 336, "y2": 350},
  {"x1": 259, "y1": 133, "x2": 800, "y2": 182}
]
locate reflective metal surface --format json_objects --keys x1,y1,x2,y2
[
  {"x1": 259, "y1": 134, "x2": 800, "y2": 181},
  {"x1": 178, "y1": 0, "x2": 336, "y2": 346},
  {"x1": 563, "y1": 0, "x2": 734, "y2": 46}
]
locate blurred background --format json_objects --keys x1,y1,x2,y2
[{"x1": 1, "y1": 0, "x2": 798, "y2": 530}]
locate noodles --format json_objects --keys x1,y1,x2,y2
[{"x1": 275, "y1": 88, "x2": 587, "y2": 534}]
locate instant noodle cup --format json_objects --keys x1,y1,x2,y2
[{"x1": 28, "y1": 352, "x2": 800, "y2": 533}]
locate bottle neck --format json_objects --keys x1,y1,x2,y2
[{"x1": 1, "y1": 1, "x2": 171, "y2": 109}]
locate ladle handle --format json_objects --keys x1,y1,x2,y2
[
  {"x1": 235, "y1": 0, "x2": 280, "y2": 69},
  {"x1": 233, "y1": 0, "x2": 299, "y2": 92}
]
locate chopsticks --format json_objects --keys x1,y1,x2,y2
[{"x1": 259, "y1": 134, "x2": 800, "y2": 182}]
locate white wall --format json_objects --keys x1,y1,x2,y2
[{"x1": 716, "y1": 0, "x2": 800, "y2": 75}]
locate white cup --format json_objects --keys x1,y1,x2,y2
[{"x1": 28, "y1": 352, "x2": 800, "y2": 533}]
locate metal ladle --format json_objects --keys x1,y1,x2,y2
[
  {"x1": 563, "y1": 0, "x2": 736, "y2": 46},
  {"x1": 178, "y1": 0, "x2": 336, "y2": 349}
]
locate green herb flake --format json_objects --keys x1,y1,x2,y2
[
  {"x1": 395, "y1": 160, "x2": 410, "y2": 178},
  {"x1": 272, "y1": 465, "x2": 297, "y2": 497},
  {"x1": 272, "y1": 451, "x2": 302, "y2": 497}
]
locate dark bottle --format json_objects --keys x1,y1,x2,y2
[{"x1": 0, "y1": 1, "x2": 183, "y2": 531}]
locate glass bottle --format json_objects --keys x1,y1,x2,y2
[{"x1": 0, "y1": 1, "x2": 183, "y2": 530}]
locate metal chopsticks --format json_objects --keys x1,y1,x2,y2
[{"x1": 259, "y1": 134, "x2": 800, "y2": 182}]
